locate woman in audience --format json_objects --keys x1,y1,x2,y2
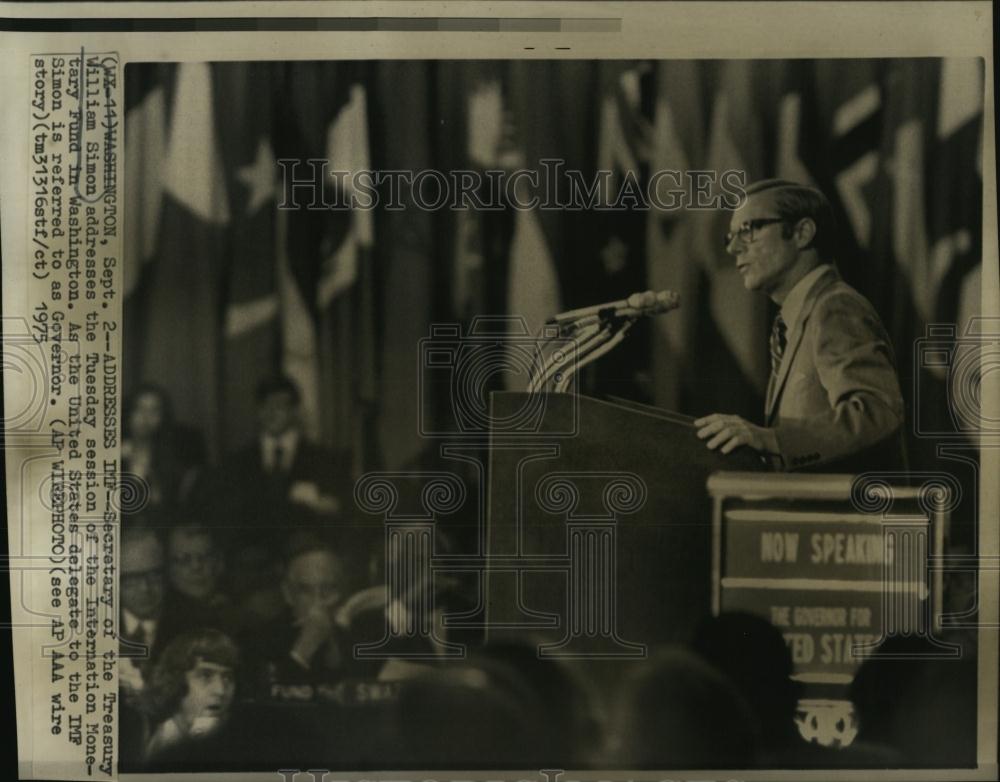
[
  {"x1": 143, "y1": 629, "x2": 240, "y2": 763},
  {"x1": 123, "y1": 383, "x2": 206, "y2": 515}
]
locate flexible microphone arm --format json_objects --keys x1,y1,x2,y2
[
  {"x1": 529, "y1": 319, "x2": 613, "y2": 393},
  {"x1": 553, "y1": 318, "x2": 633, "y2": 393},
  {"x1": 528, "y1": 289, "x2": 681, "y2": 394},
  {"x1": 529, "y1": 315, "x2": 633, "y2": 393}
]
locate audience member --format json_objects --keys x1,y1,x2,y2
[
  {"x1": 120, "y1": 527, "x2": 192, "y2": 699},
  {"x1": 122, "y1": 383, "x2": 206, "y2": 514},
  {"x1": 210, "y1": 375, "x2": 349, "y2": 535},
  {"x1": 610, "y1": 647, "x2": 759, "y2": 767},
  {"x1": 466, "y1": 641, "x2": 601, "y2": 767},
  {"x1": 691, "y1": 611, "x2": 834, "y2": 766},
  {"x1": 167, "y1": 524, "x2": 227, "y2": 606},
  {"x1": 389, "y1": 664, "x2": 543, "y2": 768},
  {"x1": 206, "y1": 375, "x2": 352, "y2": 616},
  {"x1": 242, "y1": 536, "x2": 354, "y2": 692},
  {"x1": 850, "y1": 635, "x2": 976, "y2": 766},
  {"x1": 143, "y1": 629, "x2": 239, "y2": 761}
]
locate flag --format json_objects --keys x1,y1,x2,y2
[
  {"x1": 451, "y1": 68, "x2": 503, "y2": 321},
  {"x1": 274, "y1": 62, "x2": 377, "y2": 472},
  {"x1": 376, "y1": 61, "x2": 437, "y2": 469},
  {"x1": 813, "y1": 59, "x2": 884, "y2": 262},
  {"x1": 501, "y1": 62, "x2": 581, "y2": 392},
  {"x1": 122, "y1": 64, "x2": 170, "y2": 391},
  {"x1": 319, "y1": 76, "x2": 376, "y2": 470},
  {"x1": 123, "y1": 64, "x2": 168, "y2": 298},
  {"x1": 929, "y1": 58, "x2": 983, "y2": 330},
  {"x1": 588, "y1": 62, "x2": 654, "y2": 401},
  {"x1": 138, "y1": 62, "x2": 229, "y2": 458},
  {"x1": 213, "y1": 62, "x2": 281, "y2": 449},
  {"x1": 690, "y1": 60, "x2": 769, "y2": 417},
  {"x1": 646, "y1": 59, "x2": 705, "y2": 410}
]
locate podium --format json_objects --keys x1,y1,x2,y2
[{"x1": 483, "y1": 392, "x2": 764, "y2": 655}]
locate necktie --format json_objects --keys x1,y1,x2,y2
[
  {"x1": 271, "y1": 444, "x2": 284, "y2": 474},
  {"x1": 770, "y1": 313, "x2": 787, "y2": 376}
]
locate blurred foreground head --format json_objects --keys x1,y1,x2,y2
[
  {"x1": 611, "y1": 647, "x2": 758, "y2": 768},
  {"x1": 850, "y1": 635, "x2": 976, "y2": 765},
  {"x1": 466, "y1": 641, "x2": 601, "y2": 766},
  {"x1": 392, "y1": 663, "x2": 542, "y2": 768},
  {"x1": 692, "y1": 611, "x2": 801, "y2": 751}
]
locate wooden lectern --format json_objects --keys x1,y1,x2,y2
[{"x1": 483, "y1": 391, "x2": 764, "y2": 655}]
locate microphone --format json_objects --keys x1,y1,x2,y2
[{"x1": 547, "y1": 289, "x2": 680, "y2": 325}]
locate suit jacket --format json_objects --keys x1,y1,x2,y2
[
  {"x1": 119, "y1": 591, "x2": 223, "y2": 669},
  {"x1": 207, "y1": 435, "x2": 350, "y2": 535},
  {"x1": 240, "y1": 615, "x2": 358, "y2": 694},
  {"x1": 766, "y1": 267, "x2": 906, "y2": 473}
]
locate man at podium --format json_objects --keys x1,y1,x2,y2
[{"x1": 695, "y1": 180, "x2": 906, "y2": 473}]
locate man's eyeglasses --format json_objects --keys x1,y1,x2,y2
[{"x1": 725, "y1": 217, "x2": 786, "y2": 248}]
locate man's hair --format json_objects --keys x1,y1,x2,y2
[
  {"x1": 743, "y1": 179, "x2": 837, "y2": 261},
  {"x1": 144, "y1": 629, "x2": 239, "y2": 720},
  {"x1": 282, "y1": 531, "x2": 344, "y2": 576},
  {"x1": 122, "y1": 526, "x2": 164, "y2": 564},
  {"x1": 167, "y1": 524, "x2": 217, "y2": 553},
  {"x1": 254, "y1": 374, "x2": 301, "y2": 405}
]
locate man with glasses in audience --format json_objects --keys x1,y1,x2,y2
[
  {"x1": 695, "y1": 179, "x2": 905, "y2": 472},
  {"x1": 120, "y1": 528, "x2": 204, "y2": 696}
]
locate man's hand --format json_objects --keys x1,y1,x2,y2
[
  {"x1": 290, "y1": 603, "x2": 335, "y2": 668},
  {"x1": 694, "y1": 413, "x2": 779, "y2": 455},
  {"x1": 289, "y1": 481, "x2": 341, "y2": 515}
]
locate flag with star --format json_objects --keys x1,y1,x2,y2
[
  {"x1": 214, "y1": 61, "x2": 281, "y2": 449},
  {"x1": 587, "y1": 61, "x2": 655, "y2": 401},
  {"x1": 275, "y1": 62, "x2": 377, "y2": 469}
]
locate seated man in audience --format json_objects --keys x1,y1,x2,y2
[
  {"x1": 242, "y1": 537, "x2": 354, "y2": 694},
  {"x1": 166, "y1": 524, "x2": 239, "y2": 631},
  {"x1": 120, "y1": 527, "x2": 194, "y2": 700},
  {"x1": 208, "y1": 375, "x2": 351, "y2": 623},
  {"x1": 211, "y1": 375, "x2": 348, "y2": 535}
]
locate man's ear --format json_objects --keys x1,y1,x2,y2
[{"x1": 794, "y1": 217, "x2": 817, "y2": 249}]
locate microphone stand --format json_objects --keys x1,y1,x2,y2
[{"x1": 527, "y1": 312, "x2": 637, "y2": 393}]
